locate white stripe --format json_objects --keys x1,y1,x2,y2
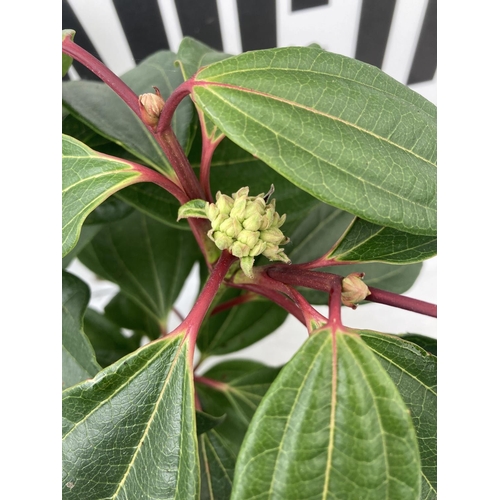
[
  {"x1": 157, "y1": 0, "x2": 184, "y2": 52},
  {"x1": 67, "y1": 0, "x2": 136, "y2": 75},
  {"x1": 216, "y1": 0, "x2": 242, "y2": 54}
]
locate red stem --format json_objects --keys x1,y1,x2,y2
[
  {"x1": 211, "y1": 292, "x2": 257, "y2": 315},
  {"x1": 328, "y1": 275, "x2": 344, "y2": 329},
  {"x1": 194, "y1": 376, "x2": 228, "y2": 391},
  {"x1": 62, "y1": 37, "x2": 141, "y2": 118},
  {"x1": 286, "y1": 286, "x2": 327, "y2": 333},
  {"x1": 199, "y1": 134, "x2": 221, "y2": 203}
]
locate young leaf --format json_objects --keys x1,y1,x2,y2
[
  {"x1": 62, "y1": 135, "x2": 146, "y2": 256},
  {"x1": 62, "y1": 51, "x2": 194, "y2": 176},
  {"x1": 196, "y1": 360, "x2": 281, "y2": 455},
  {"x1": 196, "y1": 288, "x2": 288, "y2": 356},
  {"x1": 360, "y1": 331, "x2": 437, "y2": 498},
  {"x1": 178, "y1": 199, "x2": 209, "y2": 220},
  {"x1": 192, "y1": 47, "x2": 436, "y2": 236},
  {"x1": 231, "y1": 329, "x2": 421, "y2": 499},
  {"x1": 329, "y1": 217, "x2": 437, "y2": 264},
  {"x1": 199, "y1": 429, "x2": 236, "y2": 500},
  {"x1": 62, "y1": 271, "x2": 100, "y2": 390},
  {"x1": 62, "y1": 334, "x2": 199, "y2": 499},
  {"x1": 78, "y1": 210, "x2": 200, "y2": 323}
]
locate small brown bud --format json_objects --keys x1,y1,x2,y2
[
  {"x1": 139, "y1": 91, "x2": 165, "y2": 129},
  {"x1": 341, "y1": 272, "x2": 371, "y2": 309}
]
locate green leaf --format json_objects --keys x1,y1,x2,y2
[
  {"x1": 232, "y1": 329, "x2": 421, "y2": 499},
  {"x1": 62, "y1": 135, "x2": 145, "y2": 256},
  {"x1": 287, "y1": 203, "x2": 423, "y2": 303},
  {"x1": 199, "y1": 429, "x2": 236, "y2": 500},
  {"x1": 177, "y1": 37, "x2": 232, "y2": 144},
  {"x1": 62, "y1": 271, "x2": 100, "y2": 389},
  {"x1": 196, "y1": 410, "x2": 226, "y2": 436},
  {"x1": 78, "y1": 210, "x2": 200, "y2": 323},
  {"x1": 360, "y1": 331, "x2": 437, "y2": 499},
  {"x1": 192, "y1": 47, "x2": 437, "y2": 236},
  {"x1": 104, "y1": 292, "x2": 162, "y2": 340},
  {"x1": 62, "y1": 334, "x2": 199, "y2": 499},
  {"x1": 197, "y1": 288, "x2": 288, "y2": 356},
  {"x1": 62, "y1": 224, "x2": 102, "y2": 269},
  {"x1": 399, "y1": 333, "x2": 437, "y2": 356},
  {"x1": 83, "y1": 195, "x2": 134, "y2": 225},
  {"x1": 196, "y1": 360, "x2": 281, "y2": 455},
  {"x1": 62, "y1": 50, "x2": 193, "y2": 176},
  {"x1": 83, "y1": 308, "x2": 142, "y2": 368},
  {"x1": 330, "y1": 217, "x2": 437, "y2": 264},
  {"x1": 62, "y1": 30, "x2": 75, "y2": 76},
  {"x1": 116, "y1": 183, "x2": 190, "y2": 230},
  {"x1": 178, "y1": 199, "x2": 209, "y2": 220}
]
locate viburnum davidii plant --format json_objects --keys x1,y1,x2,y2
[{"x1": 62, "y1": 31, "x2": 437, "y2": 500}]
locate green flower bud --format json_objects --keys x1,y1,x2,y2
[
  {"x1": 237, "y1": 229, "x2": 260, "y2": 248},
  {"x1": 341, "y1": 273, "x2": 371, "y2": 309},
  {"x1": 220, "y1": 217, "x2": 242, "y2": 238},
  {"x1": 244, "y1": 197, "x2": 266, "y2": 218},
  {"x1": 215, "y1": 193, "x2": 234, "y2": 215},
  {"x1": 263, "y1": 244, "x2": 290, "y2": 263},
  {"x1": 230, "y1": 195, "x2": 247, "y2": 221},
  {"x1": 243, "y1": 213, "x2": 262, "y2": 231},
  {"x1": 260, "y1": 227, "x2": 286, "y2": 245},
  {"x1": 233, "y1": 187, "x2": 250, "y2": 199},
  {"x1": 211, "y1": 213, "x2": 229, "y2": 231},
  {"x1": 206, "y1": 202, "x2": 219, "y2": 221},
  {"x1": 211, "y1": 231, "x2": 233, "y2": 250},
  {"x1": 240, "y1": 256, "x2": 255, "y2": 279},
  {"x1": 230, "y1": 240, "x2": 251, "y2": 258},
  {"x1": 249, "y1": 240, "x2": 267, "y2": 257}
]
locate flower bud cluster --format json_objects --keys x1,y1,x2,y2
[
  {"x1": 206, "y1": 187, "x2": 290, "y2": 277},
  {"x1": 138, "y1": 87, "x2": 165, "y2": 129},
  {"x1": 341, "y1": 272, "x2": 371, "y2": 309}
]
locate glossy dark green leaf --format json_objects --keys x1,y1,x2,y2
[
  {"x1": 62, "y1": 271, "x2": 100, "y2": 389},
  {"x1": 62, "y1": 50, "x2": 193, "y2": 176},
  {"x1": 62, "y1": 30, "x2": 75, "y2": 76},
  {"x1": 104, "y1": 292, "x2": 162, "y2": 340},
  {"x1": 330, "y1": 217, "x2": 437, "y2": 263},
  {"x1": 78, "y1": 210, "x2": 200, "y2": 323},
  {"x1": 83, "y1": 195, "x2": 134, "y2": 225},
  {"x1": 116, "y1": 183, "x2": 190, "y2": 230},
  {"x1": 196, "y1": 410, "x2": 226, "y2": 436},
  {"x1": 399, "y1": 333, "x2": 437, "y2": 356},
  {"x1": 62, "y1": 334, "x2": 199, "y2": 499},
  {"x1": 83, "y1": 308, "x2": 142, "y2": 368},
  {"x1": 62, "y1": 225, "x2": 102, "y2": 269},
  {"x1": 287, "y1": 203, "x2": 423, "y2": 303},
  {"x1": 232, "y1": 329, "x2": 421, "y2": 499},
  {"x1": 192, "y1": 47, "x2": 437, "y2": 236},
  {"x1": 196, "y1": 360, "x2": 281, "y2": 455},
  {"x1": 62, "y1": 135, "x2": 145, "y2": 256},
  {"x1": 197, "y1": 287, "x2": 288, "y2": 356},
  {"x1": 360, "y1": 331, "x2": 437, "y2": 499},
  {"x1": 199, "y1": 429, "x2": 236, "y2": 500}
]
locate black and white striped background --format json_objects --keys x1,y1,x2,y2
[
  {"x1": 63, "y1": 0, "x2": 436, "y2": 104},
  {"x1": 64, "y1": 0, "x2": 437, "y2": 358}
]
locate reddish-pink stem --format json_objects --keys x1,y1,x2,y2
[
  {"x1": 328, "y1": 275, "x2": 344, "y2": 329},
  {"x1": 165, "y1": 251, "x2": 237, "y2": 361},
  {"x1": 133, "y1": 163, "x2": 189, "y2": 204},
  {"x1": 194, "y1": 376, "x2": 228, "y2": 391},
  {"x1": 286, "y1": 286, "x2": 327, "y2": 333},
  {"x1": 199, "y1": 134, "x2": 221, "y2": 203},
  {"x1": 62, "y1": 37, "x2": 141, "y2": 118},
  {"x1": 211, "y1": 292, "x2": 256, "y2": 315}
]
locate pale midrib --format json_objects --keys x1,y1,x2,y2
[
  {"x1": 343, "y1": 336, "x2": 413, "y2": 499},
  {"x1": 197, "y1": 64, "x2": 436, "y2": 121},
  {"x1": 267, "y1": 333, "x2": 330, "y2": 499},
  {"x1": 196, "y1": 82, "x2": 436, "y2": 167},
  {"x1": 200, "y1": 437, "x2": 215, "y2": 500},
  {"x1": 110, "y1": 343, "x2": 185, "y2": 500},
  {"x1": 62, "y1": 340, "x2": 174, "y2": 440},
  {"x1": 205, "y1": 433, "x2": 234, "y2": 485},
  {"x1": 196, "y1": 87, "x2": 436, "y2": 216}
]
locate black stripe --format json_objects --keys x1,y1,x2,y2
[
  {"x1": 292, "y1": 0, "x2": 328, "y2": 11},
  {"x1": 62, "y1": 0, "x2": 101, "y2": 80},
  {"x1": 355, "y1": 0, "x2": 397, "y2": 69},
  {"x1": 174, "y1": 0, "x2": 223, "y2": 51},
  {"x1": 237, "y1": 0, "x2": 276, "y2": 51},
  {"x1": 112, "y1": 0, "x2": 169, "y2": 63},
  {"x1": 407, "y1": 0, "x2": 437, "y2": 85}
]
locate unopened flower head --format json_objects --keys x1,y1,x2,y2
[
  {"x1": 138, "y1": 87, "x2": 165, "y2": 129},
  {"x1": 341, "y1": 272, "x2": 371, "y2": 309},
  {"x1": 205, "y1": 186, "x2": 290, "y2": 278}
]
